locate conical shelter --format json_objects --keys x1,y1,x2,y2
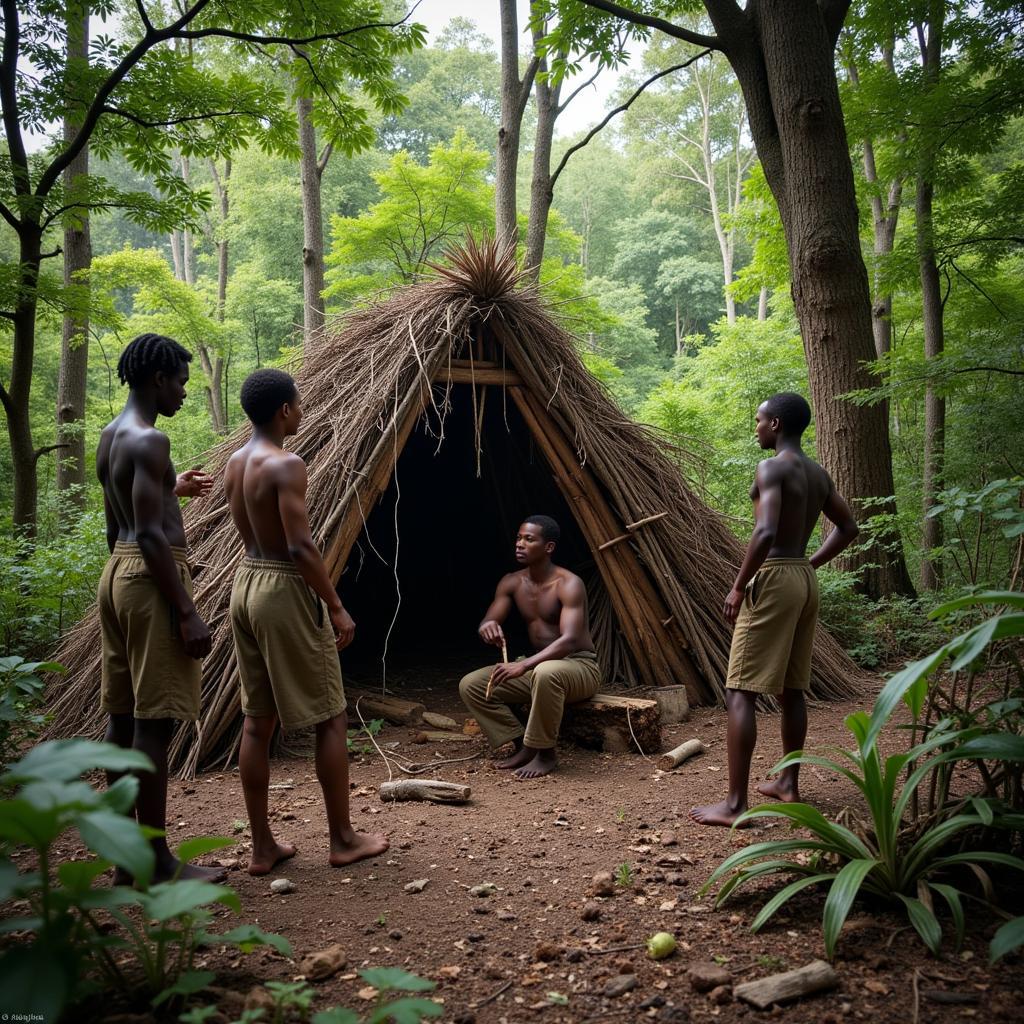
[{"x1": 48, "y1": 239, "x2": 861, "y2": 775}]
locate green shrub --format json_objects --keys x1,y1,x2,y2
[
  {"x1": 0, "y1": 506, "x2": 108, "y2": 657},
  {"x1": 0, "y1": 739, "x2": 290, "y2": 1020},
  {"x1": 703, "y1": 591, "x2": 1024, "y2": 961},
  {"x1": 0, "y1": 655, "x2": 61, "y2": 768}
]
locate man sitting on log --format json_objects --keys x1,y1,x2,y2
[
  {"x1": 459, "y1": 515, "x2": 602, "y2": 779},
  {"x1": 690, "y1": 392, "x2": 859, "y2": 828},
  {"x1": 225, "y1": 369, "x2": 388, "y2": 873}
]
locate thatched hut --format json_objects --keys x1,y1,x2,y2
[{"x1": 48, "y1": 239, "x2": 860, "y2": 775}]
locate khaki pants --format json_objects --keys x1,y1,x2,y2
[
  {"x1": 230, "y1": 558, "x2": 346, "y2": 732},
  {"x1": 98, "y1": 541, "x2": 201, "y2": 721},
  {"x1": 726, "y1": 558, "x2": 819, "y2": 695},
  {"x1": 459, "y1": 652, "x2": 602, "y2": 749}
]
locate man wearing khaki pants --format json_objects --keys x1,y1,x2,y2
[{"x1": 459, "y1": 516, "x2": 601, "y2": 780}]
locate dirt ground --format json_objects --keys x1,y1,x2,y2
[
  {"x1": 9, "y1": 665, "x2": 1024, "y2": 1023},
  {"x1": 124, "y1": 673, "x2": 1024, "y2": 1024}
]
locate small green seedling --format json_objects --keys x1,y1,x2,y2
[{"x1": 614, "y1": 862, "x2": 634, "y2": 887}]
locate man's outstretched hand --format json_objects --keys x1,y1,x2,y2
[{"x1": 175, "y1": 468, "x2": 213, "y2": 499}]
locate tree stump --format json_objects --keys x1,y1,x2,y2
[{"x1": 561, "y1": 694, "x2": 661, "y2": 754}]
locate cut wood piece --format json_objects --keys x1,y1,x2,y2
[
  {"x1": 379, "y1": 779, "x2": 471, "y2": 804},
  {"x1": 349, "y1": 690, "x2": 425, "y2": 726},
  {"x1": 733, "y1": 960, "x2": 839, "y2": 1009},
  {"x1": 561, "y1": 694, "x2": 661, "y2": 754},
  {"x1": 653, "y1": 685, "x2": 689, "y2": 725},
  {"x1": 413, "y1": 730, "x2": 476, "y2": 743},
  {"x1": 421, "y1": 712, "x2": 458, "y2": 730},
  {"x1": 658, "y1": 739, "x2": 706, "y2": 770}
]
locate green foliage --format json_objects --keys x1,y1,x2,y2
[
  {"x1": 0, "y1": 655, "x2": 61, "y2": 768},
  {"x1": 703, "y1": 591, "x2": 1024, "y2": 960},
  {"x1": 347, "y1": 717, "x2": 384, "y2": 754},
  {"x1": 817, "y1": 569, "x2": 946, "y2": 669},
  {"x1": 0, "y1": 739, "x2": 290, "y2": 1020},
  {"x1": 378, "y1": 19, "x2": 504, "y2": 162},
  {"x1": 639, "y1": 315, "x2": 809, "y2": 519},
  {"x1": 927, "y1": 479, "x2": 1024, "y2": 589},
  {"x1": 324, "y1": 131, "x2": 494, "y2": 304},
  {"x1": 613, "y1": 862, "x2": 635, "y2": 887},
  {"x1": 0, "y1": 504, "x2": 109, "y2": 656}
]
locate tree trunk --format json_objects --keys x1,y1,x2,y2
[
  {"x1": 176, "y1": 155, "x2": 225, "y2": 433},
  {"x1": 169, "y1": 229, "x2": 184, "y2": 279},
  {"x1": 715, "y1": 1, "x2": 914, "y2": 598},
  {"x1": 524, "y1": 48, "x2": 561, "y2": 280},
  {"x1": 757, "y1": 285, "x2": 768, "y2": 320},
  {"x1": 5, "y1": 228, "x2": 43, "y2": 537},
  {"x1": 917, "y1": 5, "x2": 945, "y2": 591},
  {"x1": 210, "y1": 158, "x2": 231, "y2": 432},
  {"x1": 496, "y1": 0, "x2": 538, "y2": 247},
  {"x1": 56, "y1": 6, "x2": 91, "y2": 512},
  {"x1": 297, "y1": 94, "x2": 327, "y2": 343}
]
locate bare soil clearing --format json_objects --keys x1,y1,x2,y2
[{"x1": 26, "y1": 681, "x2": 1024, "y2": 1022}]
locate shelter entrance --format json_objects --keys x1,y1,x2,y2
[{"x1": 337, "y1": 382, "x2": 596, "y2": 686}]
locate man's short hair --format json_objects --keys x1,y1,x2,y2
[
  {"x1": 117, "y1": 333, "x2": 192, "y2": 388},
  {"x1": 523, "y1": 514, "x2": 561, "y2": 544},
  {"x1": 763, "y1": 392, "x2": 812, "y2": 436},
  {"x1": 240, "y1": 369, "x2": 298, "y2": 426}
]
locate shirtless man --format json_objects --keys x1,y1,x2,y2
[
  {"x1": 225, "y1": 368, "x2": 388, "y2": 875},
  {"x1": 690, "y1": 392, "x2": 859, "y2": 828},
  {"x1": 459, "y1": 516, "x2": 602, "y2": 780},
  {"x1": 97, "y1": 332, "x2": 224, "y2": 883}
]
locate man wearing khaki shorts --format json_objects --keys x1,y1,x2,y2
[
  {"x1": 690, "y1": 393, "x2": 859, "y2": 828},
  {"x1": 459, "y1": 516, "x2": 602, "y2": 780},
  {"x1": 97, "y1": 333, "x2": 224, "y2": 883},
  {"x1": 225, "y1": 369, "x2": 388, "y2": 875}
]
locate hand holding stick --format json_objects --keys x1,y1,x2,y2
[{"x1": 486, "y1": 639, "x2": 509, "y2": 700}]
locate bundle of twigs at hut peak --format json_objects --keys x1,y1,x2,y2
[{"x1": 46, "y1": 235, "x2": 863, "y2": 776}]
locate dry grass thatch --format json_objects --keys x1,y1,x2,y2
[{"x1": 47, "y1": 237, "x2": 863, "y2": 776}]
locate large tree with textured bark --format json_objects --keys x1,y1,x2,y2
[
  {"x1": 544, "y1": 0, "x2": 915, "y2": 597},
  {"x1": 0, "y1": 0, "x2": 422, "y2": 538}
]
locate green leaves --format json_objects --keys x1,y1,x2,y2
[
  {"x1": 704, "y1": 588, "x2": 1024, "y2": 960},
  {"x1": 140, "y1": 880, "x2": 241, "y2": 922},
  {"x1": 5, "y1": 738, "x2": 154, "y2": 784},
  {"x1": 990, "y1": 916, "x2": 1024, "y2": 964},
  {"x1": 77, "y1": 808, "x2": 155, "y2": 888},
  {"x1": 359, "y1": 967, "x2": 437, "y2": 993},
  {"x1": 823, "y1": 860, "x2": 878, "y2": 958}
]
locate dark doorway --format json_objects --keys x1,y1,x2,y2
[{"x1": 338, "y1": 383, "x2": 597, "y2": 687}]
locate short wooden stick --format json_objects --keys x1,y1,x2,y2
[
  {"x1": 379, "y1": 779, "x2": 472, "y2": 804},
  {"x1": 658, "y1": 739, "x2": 706, "y2": 770},
  {"x1": 733, "y1": 960, "x2": 839, "y2": 1009}
]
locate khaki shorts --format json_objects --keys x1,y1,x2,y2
[
  {"x1": 229, "y1": 558, "x2": 346, "y2": 732},
  {"x1": 726, "y1": 558, "x2": 819, "y2": 695},
  {"x1": 98, "y1": 541, "x2": 202, "y2": 720}
]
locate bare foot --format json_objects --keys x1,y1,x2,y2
[
  {"x1": 248, "y1": 840, "x2": 298, "y2": 877},
  {"x1": 688, "y1": 801, "x2": 751, "y2": 828},
  {"x1": 329, "y1": 830, "x2": 389, "y2": 867},
  {"x1": 756, "y1": 778, "x2": 800, "y2": 802},
  {"x1": 513, "y1": 749, "x2": 557, "y2": 780},
  {"x1": 155, "y1": 859, "x2": 229, "y2": 884},
  {"x1": 496, "y1": 745, "x2": 533, "y2": 770}
]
